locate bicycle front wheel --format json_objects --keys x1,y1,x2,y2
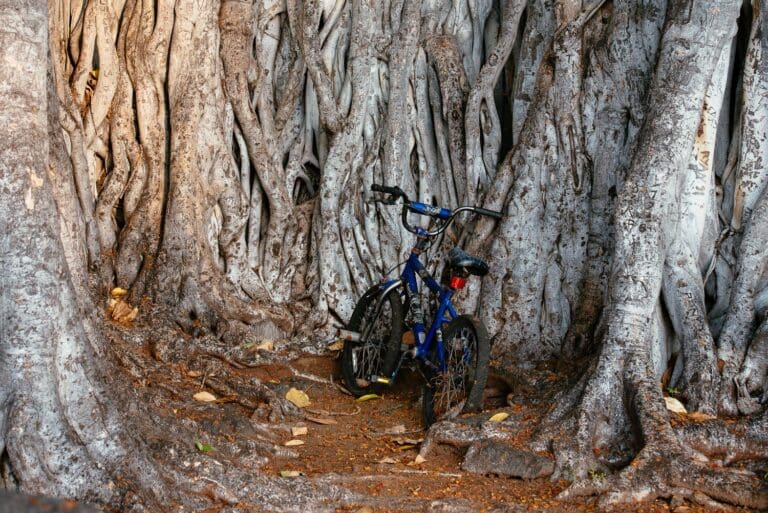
[
  {"x1": 422, "y1": 315, "x2": 490, "y2": 426},
  {"x1": 341, "y1": 286, "x2": 403, "y2": 396}
]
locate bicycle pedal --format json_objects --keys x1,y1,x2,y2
[{"x1": 370, "y1": 375, "x2": 390, "y2": 385}]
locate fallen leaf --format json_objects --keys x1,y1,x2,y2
[
  {"x1": 664, "y1": 396, "x2": 687, "y2": 414},
  {"x1": 285, "y1": 388, "x2": 310, "y2": 408},
  {"x1": 413, "y1": 454, "x2": 426, "y2": 464},
  {"x1": 355, "y1": 507, "x2": 374, "y2": 513},
  {"x1": 384, "y1": 424, "x2": 406, "y2": 434},
  {"x1": 194, "y1": 441, "x2": 214, "y2": 453},
  {"x1": 110, "y1": 299, "x2": 138, "y2": 324},
  {"x1": 187, "y1": 370, "x2": 203, "y2": 378},
  {"x1": 306, "y1": 415, "x2": 337, "y2": 425},
  {"x1": 292, "y1": 426, "x2": 308, "y2": 436},
  {"x1": 280, "y1": 470, "x2": 303, "y2": 477},
  {"x1": 395, "y1": 445, "x2": 416, "y2": 451},
  {"x1": 193, "y1": 391, "x2": 217, "y2": 402},
  {"x1": 284, "y1": 439, "x2": 305, "y2": 447},
  {"x1": 110, "y1": 287, "x2": 128, "y2": 297},
  {"x1": 392, "y1": 437, "x2": 423, "y2": 446},
  {"x1": 379, "y1": 457, "x2": 397, "y2": 464},
  {"x1": 357, "y1": 394, "x2": 380, "y2": 402},
  {"x1": 488, "y1": 412, "x2": 510, "y2": 422},
  {"x1": 327, "y1": 340, "x2": 344, "y2": 351},
  {"x1": 255, "y1": 339, "x2": 274, "y2": 351}
]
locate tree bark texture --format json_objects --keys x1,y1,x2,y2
[{"x1": 3, "y1": 0, "x2": 768, "y2": 508}]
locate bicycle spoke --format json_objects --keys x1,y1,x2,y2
[
  {"x1": 353, "y1": 301, "x2": 393, "y2": 381},
  {"x1": 432, "y1": 324, "x2": 477, "y2": 418}
]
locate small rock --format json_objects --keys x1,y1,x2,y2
[
  {"x1": 670, "y1": 495, "x2": 684, "y2": 509},
  {"x1": 462, "y1": 441, "x2": 554, "y2": 479}
]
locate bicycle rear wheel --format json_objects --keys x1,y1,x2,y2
[
  {"x1": 422, "y1": 315, "x2": 489, "y2": 426},
  {"x1": 341, "y1": 286, "x2": 403, "y2": 396}
]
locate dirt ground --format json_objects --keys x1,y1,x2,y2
[{"x1": 144, "y1": 347, "x2": 759, "y2": 513}]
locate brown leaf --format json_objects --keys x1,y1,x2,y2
[{"x1": 109, "y1": 299, "x2": 138, "y2": 324}]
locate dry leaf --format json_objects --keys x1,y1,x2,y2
[
  {"x1": 187, "y1": 370, "x2": 203, "y2": 378},
  {"x1": 255, "y1": 339, "x2": 274, "y2": 351},
  {"x1": 110, "y1": 299, "x2": 138, "y2": 324},
  {"x1": 280, "y1": 470, "x2": 303, "y2": 477},
  {"x1": 284, "y1": 439, "x2": 305, "y2": 447},
  {"x1": 664, "y1": 396, "x2": 687, "y2": 414},
  {"x1": 285, "y1": 388, "x2": 310, "y2": 408},
  {"x1": 327, "y1": 340, "x2": 344, "y2": 351},
  {"x1": 306, "y1": 415, "x2": 337, "y2": 425},
  {"x1": 379, "y1": 457, "x2": 397, "y2": 464},
  {"x1": 488, "y1": 412, "x2": 510, "y2": 422},
  {"x1": 385, "y1": 424, "x2": 406, "y2": 434},
  {"x1": 413, "y1": 455, "x2": 426, "y2": 464},
  {"x1": 193, "y1": 391, "x2": 217, "y2": 402},
  {"x1": 355, "y1": 507, "x2": 374, "y2": 513},
  {"x1": 110, "y1": 287, "x2": 128, "y2": 297},
  {"x1": 395, "y1": 444, "x2": 416, "y2": 451},
  {"x1": 291, "y1": 426, "x2": 308, "y2": 436},
  {"x1": 393, "y1": 437, "x2": 423, "y2": 446},
  {"x1": 356, "y1": 393, "x2": 380, "y2": 402}
]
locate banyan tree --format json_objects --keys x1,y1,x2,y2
[{"x1": 1, "y1": 0, "x2": 767, "y2": 509}]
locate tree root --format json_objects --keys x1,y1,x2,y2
[
  {"x1": 561, "y1": 441, "x2": 768, "y2": 510},
  {"x1": 418, "y1": 414, "x2": 519, "y2": 459}
]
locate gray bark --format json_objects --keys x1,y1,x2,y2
[{"x1": 5, "y1": 0, "x2": 768, "y2": 508}]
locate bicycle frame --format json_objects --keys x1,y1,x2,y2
[{"x1": 375, "y1": 246, "x2": 458, "y2": 376}]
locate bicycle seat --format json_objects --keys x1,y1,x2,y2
[{"x1": 448, "y1": 247, "x2": 489, "y2": 276}]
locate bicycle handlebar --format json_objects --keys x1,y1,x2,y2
[
  {"x1": 371, "y1": 183, "x2": 407, "y2": 199},
  {"x1": 370, "y1": 183, "x2": 504, "y2": 236}
]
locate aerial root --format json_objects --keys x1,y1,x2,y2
[
  {"x1": 418, "y1": 415, "x2": 518, "y2": 460},
  {"x1": 559, "y1": 440, "x2": 768, "y2": 510}
]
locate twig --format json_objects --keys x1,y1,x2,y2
[
  {"x1": 195, "y1": 350, "x2": 246, "y2": 370},
  {"x1": 370, "y1": 428, "x2": 425, "y2": 437},
  {"x1": 287, "y1": 365, "x2": 336, "y2": 385},
  {"x1": 306, "y1": 406, "x2": 361, "y2": 417}
]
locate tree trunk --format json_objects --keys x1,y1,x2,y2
[{"x1": 4, "y1": 0, "x2": 768, "y2": 509}]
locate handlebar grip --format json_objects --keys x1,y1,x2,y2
[
  {"x1": 474, "y1": 207, "x2": 504, "y2": 219},
  {"x1": 371, "y1": 183, "x2": 403, "y2": 196}
]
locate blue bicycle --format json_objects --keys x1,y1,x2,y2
[{"x1": 340, "y1": 184, "x2": 503, "y2": 426}]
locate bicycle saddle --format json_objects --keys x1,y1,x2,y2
[{"x1": 448, "y1": 247, "x2": 489, "y2": 276}]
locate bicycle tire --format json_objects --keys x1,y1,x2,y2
[
  {"x1": 422, "y1": 315, "x2": 490, "y2": 426},
  {"x1": 341, "y1": 285, "x2": 404, "y2": 396}
]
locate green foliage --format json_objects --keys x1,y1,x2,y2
[{"x1": 195, "y1": 441, "x2": 214, "y2": 453}]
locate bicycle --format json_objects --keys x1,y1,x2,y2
[{"x1": 339, "y1": 184, "x2": 503, "y2": 426}]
